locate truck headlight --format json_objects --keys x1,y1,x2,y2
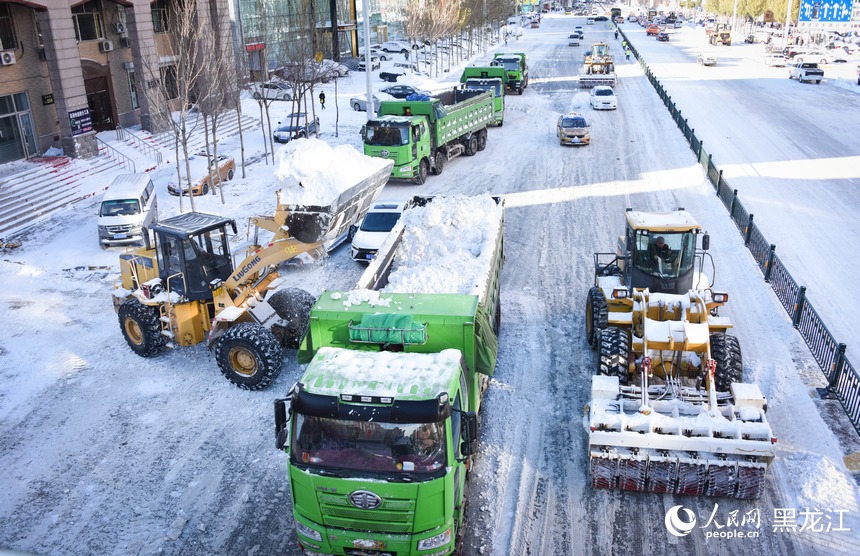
[
  {"x1": 417, "y1": 527, "x2": 451, "y2": 550},
  {"x1": 295, "y1": 519, "x2": 322, "y2": 542}
]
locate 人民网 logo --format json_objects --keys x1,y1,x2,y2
[{"x1": 665, "y1": 505, "x2": 697, "y2": 537}]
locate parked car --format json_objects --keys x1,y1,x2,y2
[
  {"x1": 380, "y1": 41, "x2": 412, "y2": 54},
  {"x1": 272, "y1": 113, "x2": 319, "y2": 143},
  {"x1": 349, "y1": 92, "x2": 395, "y2": 112},
  {"x1": 590, "y1": 86, "x2": 618, "y2": 110},
  {"x1": 379, "y1": 62, "x2": 424, "y2": 83},
  {"x1": 646, "y1": 24, "x2": 660, "y2": 36},
  {"x1": 358, "y1": 54, "x2": 381, "y2": 71},
  {"x1": 250, "y1": 81, "x2": 292, "y2": 101},
  {"x1": 557, "y1": 112, "x2": 591, "y2": 146},
  {"x1": 765, "y1": 53, "x2": 787, "y2": 67},
  {"x1": 789, "y1": 62, "x2": 824, "y2": 84},
  {"x1": 167, "y1": 153, "x2": 236, "y2": 196},
  {"x1": 656, "y1": 31, "x2": 670, "y2": 41},
  {"x1": 316, "y1": 59, "x2": 349, "y2": 79},
  {"x1": 379, "y1": 85, "x2": 431, "y2": 99},
  {"x1": 697, "y1": 53, "x2": 717, "y2": 66},
  {"x1": 350, "y1": 200, "x2": 410, "y2": 262},
  {"x1": 369, "y1": 47, "x2": 390, "y2": 61}
]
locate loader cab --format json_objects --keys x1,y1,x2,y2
[
  {"x1": 149, "y1": 213, "x2": 236, "y2": 301},
  {"x1": 622, "y1": 210, "x2": 702, "y2": 294}
]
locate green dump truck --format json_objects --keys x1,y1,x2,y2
[
  {"x1": 463, "y1": 78, "x2": 505, "y2": 126},
  {"x1": 362, "y1": 89, "x2": 494, "y2": 185},
  {"x1": 275, "y1": 195, "x2": 504, "y2": 556},
  {"x1": 491, "y1": 52, "x2": 528, "y2": 94}
]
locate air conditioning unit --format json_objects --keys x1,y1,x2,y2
[
  {"x1": 99, "y1": 40, "x2": 114, "y2": 53},
  {"x1": 119, "y1": 37, "x2": 131, "y2": 49},
  {"x1": 112, "y1": 22, "x2": 126, "y2": 34},
  {"x1": 0, "y1": 51, "x2": 15, "y2": 65}
]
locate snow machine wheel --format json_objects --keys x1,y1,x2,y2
[
  {"x1": 268, "y1": 288, "x2": 317, "y2": 349},
  {"x1": 465, "y1": 135, "x2": 478, "y2": 156},
  {"x1": 215, "y1": 323, "x2": 284, "y2": 390},
  {"x1": 118, "y1": 299, "x2": 165, "y2": 357},
  {"x1": 227, "y1": 168, "x2": 235, "y2": 180},
  {"x1": 598, "y1": 327, "x2": 628, "y2": 380},
  {"x1": 414, "y1": 159, "x2": 429, "y2": 185},
  {"x1": 586, "y1": 286, "x2": 608, "y2": 349},
  {"x1": 710, "y1": 333, "x2": 743, "y2": 392},
  {"x1": 201, "y1": 182, "x2": 209, "y2": 196},
  {"x1": 477, "y1": 129, "x2": 488, "y2": 151},
  {"x1": 432, "y1": 152, "x2": 445, "y2": 175},
  {"x1": 353, "y1": 102, "x2": 361, "y2": 111}
]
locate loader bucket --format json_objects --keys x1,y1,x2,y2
[
  {"x1": 281, "y1": 162, "x2": 392, "y2": 244},
  {"x1": 578, "y1": 75, "x2": 617, "y2": 88}
]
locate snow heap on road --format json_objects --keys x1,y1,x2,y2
[
  {"x1": 274, "y1": 138, "x2": 390, "y2": 205},
  {"x1": 385, "y1": 195, "x2": 502, "y2": 297}
]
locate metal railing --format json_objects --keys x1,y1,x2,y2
[
  {"x1": 115, "y1": 126, "x2": 164, "y2": 166},
  {"x1": 95, "y1": 137, "x2": 136, "y2": 173},
  {"x1": 623, "y1": 30, "x2": 859, "y2": 433}
]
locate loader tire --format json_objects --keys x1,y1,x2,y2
[
  {"x1": 268, "y1": 288, "x2": 316, "y2": 349},
  {"x1": 598, "y1": 327, "x2": 628, "y2": 381},
  {"x1": 118, "y1": 299, "x2": 165, "y2": 357},
  {"x1": 586, "y1": 286, "x2": 608, "y2": 349},
  {"x1": 710, "y1": 333, "x2": 743, "y2": 392},
  {"x1": 215, "y1": 323, "x2": 284, "y2": 390}
]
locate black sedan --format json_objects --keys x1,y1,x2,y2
[
  {"x1": 379, "y1": 85, "x2": 431, "y2": 99},
  {"x1": 273, "y1": 113, "x2": 319, "y2": 143},
  {"x1": 656, "y1": 31, "x2": 670, "y2": 41},
  {"x1": 594, "y1": 15, "x2": 609, "y2": 21}
]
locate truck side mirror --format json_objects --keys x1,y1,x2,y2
[
  {"x1": 274, "y1": 398, "x2": 290, "y2": 451},
  {"x1": 702, "y1": 233, "x2": 710, "y2": 251},
  {"x1": 459, "y1": 412, "x2": 479, "y2": 456}
]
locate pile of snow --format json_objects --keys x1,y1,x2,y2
[
  {"x1": 275, "y1": 138, "x2": 390, "y2": 205},
  {"x1": 384, "y1": 195, "x2": 503, "y2": 297}
]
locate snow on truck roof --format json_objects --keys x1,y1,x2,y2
[
  {"x1": 274, "y1": 138, "x2": 391, "y2": 206},
  {"x1": 301, "y1": 346, "x2": 462, "y2": 400},
  {"x1": 625, "y1": 210, "x2": 702, "y2": 232},
  {"x1": 383, "y1": 195, "x2": 503, "y2": 297}
]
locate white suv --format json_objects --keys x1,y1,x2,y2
[
  {"x1": 380, "y1": 41, "x2": 412, "y2": 54},
  {"x1": 351, "y1": 200, "x2": 409, "y2": 262},
  {"x1": 250, "y1": 81, "x2": 292, "y2": 101}
]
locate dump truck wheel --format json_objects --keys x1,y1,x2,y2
[
  {"x1": 586, "y1": 286, "x2": 608, "y2": 349},
  {"x1": 215, "y1": 323, "x2": 284, "y2": 390},
  {"x1": 598, "y1": 327, "x2": 628, "y2": 380},
  {"x1": 710, "y1": 333, "x2": 743, "y2": 392},
  {"x1": 414, "y1": 159, "x2": 429, "y2": 185},
  {"x1": 268, "y1": 288, "x2": 317, "y2": 349},
  {"x1": 432, "y1": 152, "x2": 445, "y2": 175},
  {"x1": 465, "y1": 135, "x2": 478, "y2": 156},
  {"x1": 118, "y1": 299, "x2": 165, "y2": 357},
  {"x1": 477, "y1": 129, "x2": 488, "y2": 151}
]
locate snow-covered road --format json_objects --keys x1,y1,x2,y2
[{"x1": 1, "y1": 13, "x2": 858, "y2": 556}]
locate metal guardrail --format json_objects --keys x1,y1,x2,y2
[
  {"x1": 624, "y1": 30, "x2": 860, "y2": 434},
  {"x1": 115, "y1": 126, "x2": 164, "y2": 166},
  {"x1": 95, "y1": 137, "x2": 136, "y2": 173}
]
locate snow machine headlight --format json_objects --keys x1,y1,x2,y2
[
  {"x1": 612, "y1": 288, "x2": 628, "y2": 299},
  {"x1": 294, "y1": 519, "x2": 323, "y2": 542},
  {"x1": 713, "y1": 292, "x2": 728, "y2": 303},
  {"x1": 417, "y1": 527, "x2": 451, "y2": 550}
]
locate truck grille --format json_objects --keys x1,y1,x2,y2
[
  {"x1": 105, "y1": 224, "x2": 134, "y2": 233},
  {"x1": 318, "y1": 493, "x2": 415, "y2": 533}
]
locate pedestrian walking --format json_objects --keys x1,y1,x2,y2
[
  {"x1": 622, "y1": 40, "x2": 627, "y2": 49},
  {"x1": 625, "y1": 48, "x2": 631, "y2": 61},
  {"x1": 319, "y1": 91, "x2": 326, "y2": 110}
]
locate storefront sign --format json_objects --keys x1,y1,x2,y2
[
  {"x1": 42, "y1": 94, "x2": 54, "y2": 105},
  {"x1": 69, "y1": 108, "x2": 93, "y2": 136}
]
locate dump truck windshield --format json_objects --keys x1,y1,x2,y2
[
  {"x1": 466, "y1": 80, "x2": 502, "y2": 96},
  {"x1": 634, "y1": 230, "x2": 696, "y2": 278},
  {"x1": 495, "y1": 59, "x2": 520, "y2": 71},
  {"x1": 365, "y1": 125, "x2": 409, "y2": 146},
  {"x1": 292, "y1": 414, "x2": 446, "y2": 476}
]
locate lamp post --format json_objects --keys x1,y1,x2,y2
[
  {"x1": 784, "y1": 0, "x2": 793, "y2": 49},
  {"x1": 361, "y1": 0, "x2": 372, "y2": 122}
]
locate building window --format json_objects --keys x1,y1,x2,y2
[
  {"x1": 152, "y1": 0, "x2": 169, "y2": 33},
  {"x1": 161, "y1": 65, "x2": 178, "y2": 100},
  {"x1": 127, "y1": 69, "x2": 139, "y2": 110},
  {"x1": 72, "y1": 1, "x2": 104, "y2": 42},
  {"x1": 0, "y1": 4, "x2": 16, "y2": 50}
]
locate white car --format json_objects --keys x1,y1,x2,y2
[
  {"x1": 349, "y1": 92, "x2": 395, "y2": 112},
  {"x1": 250, "y1": 81, "x2": 292, "y2": 101},
  {"x1": 568, "y1": 34, "x2": 581, "y2": 46},
  {"x1": 316, "y1": 59, "x2": 349, "y2": 79},
  {"x1": 764, "y1": 53, "x2": 787, "y2": 67},
  {"x1": 380, "y1": 41, "x2": 412, "y2": 54},
  {"x1": 358, "y1": 54, "x2": 381, "y2": 71},
  {"x1": 697, "y1": 53, "x2": 717, "y2": 66},
  {"x1": 351, "y1": 200, "x2": 409, "y2": 262},
  {"x1": 590, "y1": 86, "x2": 617, "y2": 110}
]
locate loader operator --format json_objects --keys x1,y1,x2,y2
[{"x1": 649, "y1": 236, "x2": 676, "y2": 272}]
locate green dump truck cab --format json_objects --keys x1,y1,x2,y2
[
  {"x1": 275, "y1": 195, "x2": 504, "y2": 555},
  {"x1": 492, "y1": 52, "x2": 528, "y2": 94},
  {"x1": 463, "y1": 78, "x2": 505, "y2": 126},
  {"x1": 362, "y1": 89, "x2": 494, "y2": 185}
]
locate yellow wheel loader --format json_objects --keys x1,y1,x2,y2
[
  {"x1": 579, "y1": 42, "x2": 617, "y2": 88},
  {"x1": 112, "y1": 162, "x2": 392, "y2": 390},
  {"x1": 584, "y1": 209, "x2": 776, "y2": 498}
]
